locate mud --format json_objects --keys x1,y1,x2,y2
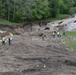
[{"x1": 0, "y1": 31, "x2": 75, "y2": 75}]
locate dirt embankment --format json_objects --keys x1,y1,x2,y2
[{"x1": 0, "y1": 22, "x2": 48, "y2": 35}]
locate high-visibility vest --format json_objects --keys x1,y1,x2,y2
[
  {"x1": 53, "y1": 32, "x2": 55, "y2": 35},
  {"x1": 57, "y1": 32, "x2": 60, "y2": 35},
  {"x1": 2, "y1": 37, "x2": 5, "y2": 41}
]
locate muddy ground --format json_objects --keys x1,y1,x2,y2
[{"x1": 0, "y1": 31, "x2": 76, "y2": 75}]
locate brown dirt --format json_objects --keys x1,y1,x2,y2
[{"x1": 0, "y1": 31, "x2": 76, "y2": 75}]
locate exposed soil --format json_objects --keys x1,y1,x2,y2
[
  {"x1": 0, "y1": 16, "x2": 76, "y2": 75},
  {"x1": 0, "y1": 30, "x2": 76, "y2": 75}
]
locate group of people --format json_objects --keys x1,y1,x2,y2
[
  {"x1": 53, "y1": 31, "x2": 65, "y2": 38},
  {"x1": 40, "y1": 31, "x2": 65, "y2": 40},
  {"x1": 1, "y1": 37, "x2": 12, "y2": 45}
]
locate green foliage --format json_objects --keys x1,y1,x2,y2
[
  {"x1": 29, "y1": 14, "x2": 69, "y2": 22},
  {"x1": 14, "y1": 12, "x2": 23, "y2": 22},
  {"x1": 69, "y1": 7, "x2": 76, "y2": 15},
  {"x1": 31, "y1": 0, "x2": 50, "y2": 20},
  {"x1": 59, "y1": 0, "x2": 68, "y2": 14},
  {"x1": 0, "y1": 19, "x2": 21, "y2": 25},
  {"x1": 49, "y1": 0, "x2": 60, "y2": 17},
  {"x1": 0, "y1": 0, "x2": 76, "y2": 22},
  {"x1": 66, "y1": 31, "x2": 76, "y2": 37}
]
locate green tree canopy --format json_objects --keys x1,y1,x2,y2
[{"x1": 0, "y1": 0, "x2": 76, "y2": 22}]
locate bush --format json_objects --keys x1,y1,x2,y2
[
  {"x1": 14, "y1": 12, "x2": 23, "y2": 22},
  {"x1": 69, "y1": 7, "x2": 76, "y2": 15}
]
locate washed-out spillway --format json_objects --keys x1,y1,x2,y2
[
  {"x1": 63, "y1": 22, "x2": 76, "y2": 31},
  {"x1": 62, "y1": 15, "x2": 76, "y2": 31}
]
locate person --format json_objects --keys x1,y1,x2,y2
[
  {"x1": 53, "y1": 31, "x2": 57, "y2": 38},
  {"x1": 63, "y1": 31, "x2": 65, "y2": 36},
  {"x1": 2, "y1": 37, "x2": 5, "y2": 45},
  {"x1": 42, "y1": 34, "x2": 46, "y2": 40},
  {"x1": 57, "y1": 32, "x2": 60, "y2": 37},
  {"x1": 54, "y1": 31, "x2": 57, "y2": 34},
  {"x1": 8, "y1": 37, "x2": 13, "y2": 45}
]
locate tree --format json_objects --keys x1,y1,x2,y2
[
  {"x1": 49, "y1": 0, "x2": 60, "y2": 17},
  {"x1": 0, "y1": 0, "x2": 2, "y2": 18},
  {"x1": 0, "y1": 0, "x2": 76, "y2": 22},
  {"x1": 31, "y1": 0, "x2": 50, "y2": 20}
]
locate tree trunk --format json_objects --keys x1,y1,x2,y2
[
  {"x1": 13, "y1": 1, "x2": 15, "y2": 21},
  {"x1": 0, "y1": 0, "x2": 2, "y2": 18},
  {"x1": 7, "y1": 0, "x2": 10, "y2": 21}
]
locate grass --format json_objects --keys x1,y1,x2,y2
[
  {"x1": 0, "y1": 14, "x2": 69, "y2": 26},
  {"x1": 62, "y1": 31, "x2": 76, "y2": 51},
  {"x1": 66, "y1": 40, "x2": 76, "y2": 51},
  {"x1": 28, "y1": 14, "x2": 69, "y2": 22},
  {"x1": 65, "y1": 31, "x2": 76, "y2": 37},
  {"x1": 0, "y1": 19, "x2": 22, "y2": 26},
  {"x1": 56, "y1": 14, "x2": 69, "y2": 19}
]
